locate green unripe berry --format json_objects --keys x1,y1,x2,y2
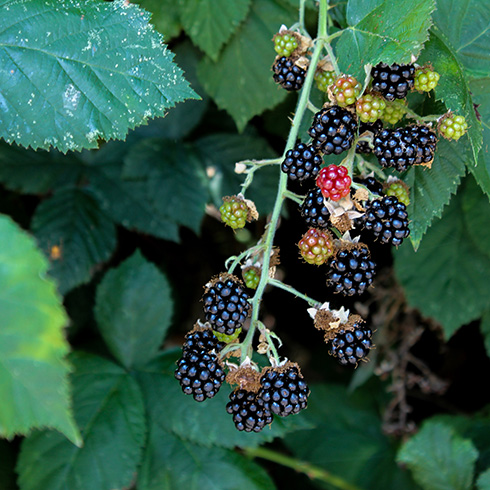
[
  {"x1": 332, "y1": 75, "x2": 362, "y2": 107},
  {"x1": 243, "y1": 267, "x2": 260, "y2": 289},
  {"x1": 220, "y1": 197, "x2": 249, "y2": 229},
  {"x1": 214, "y1": 327, "x2": 242, "y2": 344},
  {"x1": 274, "y1": 33, "x2": 299, "y2": 58},
  {"x1": 385, "y1": 181, "x2": 410, "y2": 207},
  {"x1": 414, "y1": 66, "x2": 440, "y2": 92},
  {"x1": 382, "y1": 99, "x2": 407, "y2": 125},
  {"x1": 355, "y1": 94, "x2": 386, "y2": 123},
  {"x1": 315, "y1": 70, "x2": 336, "y2": 93},
  {"x1": 439, "y1": 114, "x2": 468, "y2": 141}
]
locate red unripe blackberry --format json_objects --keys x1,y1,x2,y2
[
  {"x1": 362, "y1": 195, "x2": 410, "y2": 247},
  {"x1": 272, "y1": 56, "x2": 306, "y2": 91},
  {"x1": 300, "y1": 187, "x2": 331, "y2": 229},
  {"x1": 331, "y1": 75, "x2": 362, "y2": 107},
  {"x1": 257, "y1": 365, "x2": 309, "y2": 417},
  {"x1": 298, "y1": 228, "x2": 334, "y2": 265},
  {"x1": 308, "y1": 105, "x2": 358, "y2": 155},
  {"x1": 175, "y1": 350, "x2": 225, "y2": 402},
  {"x1": 329, "y1": 322, "x2": 373, "y2": 366},
  {"x1": 226, "y1": 389, "x2": 273, "y2": 432},
  {"x1": 202, "y1": 276, "x2": 250, "y2": 335},
  {"x1": 316, "y1": 164, "x2": 352, "y2": 201},
  {"x1": 371, "y1": 62, "x2": 415, "y2": 101},
  {"x1": 281, "y1": 141, "x2": 322, "y2": 183},
  {"x1": 326, "y1": 244, "x2": 376, "y2": 296},
  {"x1": 356, "y1": 119, "x2": 383, "y2": 154}
]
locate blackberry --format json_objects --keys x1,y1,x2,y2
[
  {"x1": 354, "y1": 176, "x2": 383, "y2": 196},
  {"x1": 175, "y1": 350, "x2": 225, "y2": 402},
  {"x1": 373, "y1": 127, "x2": 418, "y2": 172},
  {"x1": 329, "y1": 322, "x2": 373, "y2": 366},
  {"x1": 355, "y1": 94, "x2": 386, "y2": 123},
  {"x1": 356, "y1": 120, "x2": 383, "y2": 155},
  {"x1": 315, "y1": 70, "x2": 335, "y2": 92},
  {"x1": 258, "y1": 365, "x2": 309, "y2": 417},
  {"x1": 202, "y1": 276, "x2": 250, "y2": 335},
  {"x1": 220, "y1": 196, "x2": 249, "y2": 229},
  {"x1": 385, "y1": 179, "x2": 410, "y2": 206},
  {"x1": 331, "y1": 75, "x2": 362, "y2": 107},
  {"x1": 371, "y1": 62, "x2": 415, "y2": 101},
  {"x1": 362, "y1": 195, "x2": 410, "y2": 246},
  {"x1": 298, "y1": 228, "x2": 334, "y2": 265},
  {"x1": 281, "y1": 141, "x2": 322, "y2": 183},
  {"x1": 226, "y1": 389, "x2": 273, "y2": 432},
  {"x1": 274, "y1": 32, "x2": 299, "y2": 58},
  {"x1": 409, "y1": 124, "x2": 437, "y2": 164},
  {"x1": 316, "y1": 164, "x2": 352, "y2": 201},
  {"x1": 300, "y1": 187, "x2": 331, "y2": 229},
  {"x1": 243, "y1": 267, "x2": 260, "y2": 289},
  {"x1": 414, "y1": 66, "x2": 440, "y2": 92},
  {"x1": 439, "y1": 114, "x2": 468, "y2": 141},
  {"x1": 272, "y1": 56, "x2": 306, "y2": 91},
  {"x1": 382, "y1": 99, "x2": 407, "y2": 125},
  {"x1": 326, "y1": 245, "x2": 376, "y2": 296},
  {"x1": 308, "y1": 105, "x2": 358, "y2": 155},
  {"x1": 182, "y1": 327, "x2": 225, "y2": 357}
]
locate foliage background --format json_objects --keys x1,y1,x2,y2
[{"x1": 0, "y1": 0, "x2": 489, "y2": 489}]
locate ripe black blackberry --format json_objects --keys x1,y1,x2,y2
[
  {"x1": 362, "y1": 195, "x2": 410, "y2": 246},
  {"x1": 174, "y1": 350, "x2": 225, "y2": 402},
  {"x1": 226, "y1": 389, "x2": 273, "y2": 432},
  {"x1": 281, "y1": 141, "x2": 322, "y2": 183},
  {"x1": 272, "y1": 56, "x2": 306, "y2": 91},
  {"x1": 373, "y1": 127, "x2": 419, "y2": 172},
  {"x1": 181, "y1": 327, "x2": 225, "y2": 357},
  {"x1": 258, "y1": 364, "x2": 309, "y2": 417},
  {"x1": 308, "y1": 105, "x2": 358, "y2": 155},
  {"x1": 371, "y1": 62, "x2": 415, "y2": 101},
  {"x1": 329, "y1": 322, "x2": 373, "y2": 366},
  {"x1": 356, "y1": 120, "x2": 383, "y2": 154},
  {"x1": 326, "y1": 244, "x2": 376, "y2": 296},
  {"x1": 410, "y1": 124, "x2": 437, "y2": 164},
  {"x1": 353, "y1": 176, "x2": 384, "y2": 196},
  {"x1": 202, "y1": 275, "x2": 250, "y2": 335},
  {"x1": 300, "y1": 187, "x2": 331, "y2": 229}
]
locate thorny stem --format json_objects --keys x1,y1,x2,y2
[
  {"x1": 243, "y1": 447, "x2": 362, "y2": 490},
  {"x1": 238, "y1": 0, "x2": 330, "y2": 363},
  {"x1": 268, "y1": 278, "x2": 322, "y2": 308}
]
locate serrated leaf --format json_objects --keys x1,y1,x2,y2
[
  {"x1": 17, "y1": 353, "x2": 146, "y2": 490},
  {"x1": 397, "y1": 421, "x2": 478, "y2": 490},
  {"x1": 480, "y1": 312, "x2": 490, "y2": 360},
  {"x1": 478, "y1": 468, "x2": 490, "y2": 490},
  {"x1": 394, "y1": 179, "x2": 490, "y2": 338},
  {"x1": 123, "y1": 139, "x2": 209, "y2": 233},
  {"x1": 178, "y1": 0, "x2": 251, "y2": 61},
  {"x1": 136, "y1": 351, "x2": 311, "y2": 449},
  {"x1": 336, "y1": 0, "x2": 435, "y2": 80},
  {"x1": 403, "y1": 138, "x2": 466, "y2": 249},
  {"x1": 0, "y1": 215, "x2": 79, "y2": 444},
  {"x1": 137, "y1": 427, "x2": 276, "y2": 490},
  {"x1": 197, "y1": 0, "x2": 296, "y2": 131},
  {"x1": 283, "y1": 383, "x2": 418, "y2": 490},
  {"x1": 196, "y1": 132, "x2": 279, "y2": 214},
  {"x1": 31, "y1": 187, "x2": 117, "y2": 294},
  {"x1": 0, "y1": 0, "x2": 197, "y2": 152},
  {"x1": 417, "y1": 28, "x2": 482, "y2": 168},
  {"x1": 134, "y1": 0, "x2": 182, "y2": 40},
  {"x1": 95, "y1": 251, "x2": 173, "y2": 369}
]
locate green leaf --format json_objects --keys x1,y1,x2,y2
[
  {"x1": 417, "y1": 28, "x2": 482, "y2": 168},
  {"x1": 197, "y1": 0, "x2": 296, "y2": 131},
  {"x1": 0, "y1": 440, "x2": 18, "y2": 490},
  {"x1": 137, "y1": 427, "x2": 276, "y2": 490},
  {"x1": 196, "y1": 132, "x2": 279, "y2": 214},
  {"x1": 336, "y1": 0, "x2": 435, "y2": 80},
  {"x1": 178, "y1": 0, "x2": 251, "y2": 61},
  {"x1": 283, "y1": 383, "x2": 418, "y2": 490},
  {"x1": 134, "y1": 0, "x2": 182, "y2": 40},
  {"x1": 0, "y1": 215, "x2": 79, "y2": 443},
  {"x1": 95, "y1": 251, "x2": 173, "y2": 369},
  {"x1": 397, "y1": 421, "x2": 478, "y2": 490},
  {"x1": 394, "y1": 179, "x2": 490, "y2": 338},
  {"x1": 0, "y1": 0, "x2": 197, "y2": 153},
  {"x1": 477, "y1": 468, "x2": 490, "y2": 490},
  {"x1": 136, "y1": 351, "x2": 311, "y2": 449},
  {"x1": 17, "y1": 353, "x2": 146, "y2": 490},
  {"x1": 403, "y1": 138, "x2": 467, "y2": 249},
  {"x1": 480, "y1": 312, "x2": 490, "y2": 360},
  {"x1": 31, "y1": 187, "x2": 117, "y2": 294}
]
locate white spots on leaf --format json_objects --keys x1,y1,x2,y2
[{"x1": 63, "y1": 84, "x2": 81, "y2": 112}]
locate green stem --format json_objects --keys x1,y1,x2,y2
[
  {"x1": 299, "y1": 0, "x2": 307, "y2": 35},
  {"x1": 239, "y1": 1, "x2": 329, "y2": 363},
  {"x1": 244, "y1": 447, "x2": 362, "y2": 490},
  {"x1": 268, "y1": 278, "x2": 322, "y2": 308},
  {"x1": 283, "y1": 189, "x2": 305, "y2": 205}
]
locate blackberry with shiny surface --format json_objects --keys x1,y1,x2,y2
[
  {"x1": 354, "y1": 176, "x2": 383, "y2": 197},
  {"x1": 356, "y1": 120, "x2": 383, "y2": 154},
  {"x1": 362, "y1": 195, "x2": 410, "y2": 246},
  {"x1": 182, "y1": 328, "x2": 225, "y2": 357},
  {"x1": 373, "y1": 127, "x2": 418, "y2": 171},
  {"x1": 272, "y1": 56, "x2": 306, "y2": 91},
  {"x1": 410, "y1": 124, "x2": 437, "y2": 164},
  {"x1": 258, "y1": 365, "x2": 309, "y2": 417},
  {"x1": 226, "y1": 390, "x2": 273, "y2": 432},
  {"x1": 281, "y1": 141, "x2": 322, "y2": 182},
  {"x1": 308, "y1": 105, "x2": 357, "y2": 155},
  {"x1": 202, "y1": 277, "x2": 250, "y2": 335},
  {"x1": 300, "y1": 187, "x2": 331, "y2": 229},
  {"x1": 326, "y1": 245, "x2": 376, "y2": 296},
  {"x1": 174, "y1": 350, "x2": 225, "y2": 402},
  {"x1": 371, "y1": 62, "x2": 415, "y2": 101},
  {"x1": 329, "y1": 323, "x2": 373, "y2": 366}
]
